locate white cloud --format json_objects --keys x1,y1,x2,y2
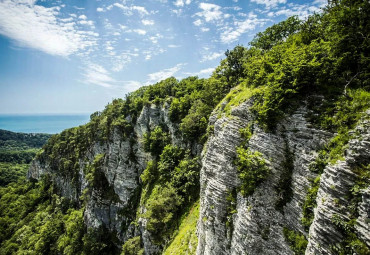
[
  {"x1": 133, "y1": 29, "x2": 146, "y2": 35},
  {"x1": 147, "y1": 63, "x2": 184, "y2": 84},
  {"x1": 193, "y1": 19, "x2": 202, "y2": 26},
  {"x1": 96, "y1": 7, "x2": 104, "y2": 12},
  {"x1": 201, "y1": 52, "x2": 223, "y2": 62},
  {"x1": 184, "y1": 67, "x2": 215, "y2": 77},
  {"x1": 149, "y1": 34, "x2": 163, "y2": 44},
  {"x1": 83, "y1": 64, "x2": 116, "y2": 88},
  {"x1": 271, "y1": 3, "x2": 322, "y2": 19},
  {"x1": 142, "y1": 19, "x2": 154, "y2": 25},
  {"x1": 220, "y1": 13, "x2": 267, "y2": 44},
  {"x1": 168, "y1": 44, "x2": 181, "y2": 48},
  {"x1": 79, "y1": 20, "x2": 94, "y2": 27},
  {"x1": 251, "y1": 0, "x2": 287, "y2": 8},
  {"x1": 111, "y1": 3, "x2": 149, "y2": 16},
  {"x1": 196, "y1": 3, "x2": 223, "y2": 22},
  {"x1": 174, "y1": 0, "x2": 191, "y2": 7},
  {"x1": 0, "y1": 0, "x2": 97, "y2": 56},
  {"x1": 111, "y1": 54, "x2": 132, "y2": 72},
  {"x1": 132, "y1": 6, "x2": 149, "y2": 15},
  {"x1": 78, "y1": 14, "x2": 87, "y2": 20},
  {"x1": 200, "y1": 27, "x2": 209, "y2": 32},
  {"x1": 124, "y1": 80, "x2": 143, "y2": 92}
]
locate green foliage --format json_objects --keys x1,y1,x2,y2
[
  {"x1": 283, "y1": 227, "x2": 308, "y2": 255},
  {"x1": 0, "y1": 129, "x2": 51, "y2": 186},
  {"x1": 214, "y1": 45, "x2": 248, "y2": 86},
  {"x1": 121, "y1": 236, "x2": 144, "y2": 255},
  {"x1": 57, "y1": 209, "x2": 85, "y2": 255},
  {"x1": 144, "y1": 185, "x2": 183, "y2": 244},
  {"x1": 225, "y1": 188, "x2": 237, "y2": 230},
  {"x1": 319, "y1": 89, "x2": 370, "y2": 163},
  {"x1": 235, "y1": 147, "x2": 270, "y2": 197},
  {"x1": 0, "y1": 176, "x2": 119, "y2": 255},
  {"x1": 82, "y1": 226, "x2": 120, "y2": 255},
  {"x1": 140, "y1": 145, "x2": 200, "y2": 246},
  {"x1": 302, "y1": 175, "x2": 321, "y2": 230},
  {"x1": 170, "y1": 156, "x2": 200, "y2": 202},
  {"x1": 0, "y1": 129, "x2": 51, "y2": 150},
  {"x1": 0, "y1": 176, "x2": 52, "y2": 246},
  {"x1": 180, "y1": 100, "x2": 212, "y2": 142},
  {"x1": 163, "y1": 201, "x2": 199, "y2": 255},
  {"x1": 217, "y1": 85, "x2": 258, "y2": 116},
  {"x1": 158, "y1": 145, "x2": 186, "y2": 180},
  {"x1": 239, "y1": 123, "x2": 253, "y2": 147},
  {"x1": 0, "y1": 149, "x2": 40, "y2": 164},
  {"x1": 2, "y1": 1, "x2": 370, "y2": 253},
  {"x1": 143, "y1": 126, "x2": 171, "y2": 156},
  {"x1": 0, "y1": 162, "x2": 28, "y2": 186},
  {"x1": 140, "y1": 160, "x2": 157, "y2": 186}
]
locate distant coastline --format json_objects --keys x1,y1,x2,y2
[{"x1": 0, "y1": 114, "x2": 90, "y2": 134}]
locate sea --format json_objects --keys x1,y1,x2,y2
[{"x1": 0, "y1": 114, "x2": 91, "y2": 134}]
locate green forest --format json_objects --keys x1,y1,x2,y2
[
  {"x1": 0, "y1": 130, "x2": 51, "y2": 186},
  {"x1": 0, "y1": 0, "x2": 369, "y2": 254}
]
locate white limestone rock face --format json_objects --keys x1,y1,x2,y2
[
  {"x1": 28, "y1": 96, "x2": 370, "y2": 255},
  {"x1": 306, "y1": 113, "x2": 370, "y2": 254},
  {"x1": 27, "y1": 102, "x2": 182, "y2": 252},
  {"x1": 197, "y1": 101, "x2": 333, "y2": 255}
]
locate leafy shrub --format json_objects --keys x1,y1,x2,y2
[
  {"x1": 143, "y1": 126, "x2": 170, "y2": 156},
  {"x1": 283, "y1": 227, "x2": 308, "y2": 255},
  {"x1": 235, "y1": 147, "x2": 270, "y2": 197},
  {"x1": 140, "y1": 160, "x2": 157, "y2": 185},
  {"x1": 180, "y1": 100, "x2": 212, "y2": 142},
  {"x1": 302, "y1": 175, "x2": 321, "y2": 230},
  {"x1": 170, "y1": 156, "x2": 200, "y2": 202},
  {"x1": 144, "y1": 185, "x2": 183, "y2": 243},
  {"x1": 121, "y1": 236, "x2": 144, "y2": 255},
  {"x1": 157, "y1": 145, "x2": 185, "y2": 181}
]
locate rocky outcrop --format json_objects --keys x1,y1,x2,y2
[
  {"x1": 28, "y1": 102, "x2": 182, "y2": 251},
  {"x1": 197, "y1": 100, "x2": 335, "y2": 255},
  {"x1": 28, "y1": 97, "x2": 370, "y2": 254},
  {"x1": 306, "y1": 111, "x2": 370, "y2": 254}
]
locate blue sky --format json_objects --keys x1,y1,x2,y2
[{"x1": 0, "y1": 0, "x2": 326, "y2": 114}]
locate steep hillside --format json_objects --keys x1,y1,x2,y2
[
  {"x1": 1, "y1": 1, "x2": 369, "y2": 254},
  {"x1": 0, "y1": 129, "x2": 51, "y2": 186}
]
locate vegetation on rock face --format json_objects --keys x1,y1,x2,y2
[
  {"x1": 329, "y1": 164, "x2": 370, "y2": 255},
  {"x1": 235, "y1": 147, "x2": 270, "y2": 197},
  {"x1": 1, "y1": 0, "x2": 370, "y2": 254},
  {"x1": 121, "y1": 236, "x2": 144, "y2": 255},
  {"x1": 0, "y1": 176, "x2": 119, "y2": 255},
  {"x1": 140, "y1": 145, "x2": 200, "y2": 245},
  {"x1": 143, "y1": 126, "x2": 171, "y2": 156},
  {"x1": 283, "y1": 226, "x2": 308, "y2": 255},
  {"x1": 302, "y1": 175, "x2": 321, "y2": 231}
]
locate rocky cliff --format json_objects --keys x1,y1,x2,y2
[
  {"x1": 28, "y1": 96, "x2": 370, "y2": 254},
  {"x1": 25, "y1": 2, "x2": 370, "y2": 252}
]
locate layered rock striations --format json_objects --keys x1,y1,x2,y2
[{"x1": 28, "y1": 99, "x2": 370, "y2": 254}]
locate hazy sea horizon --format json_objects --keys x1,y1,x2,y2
[{"x1": 0, "y1": 114, "x2": 91, "y2": 134}]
